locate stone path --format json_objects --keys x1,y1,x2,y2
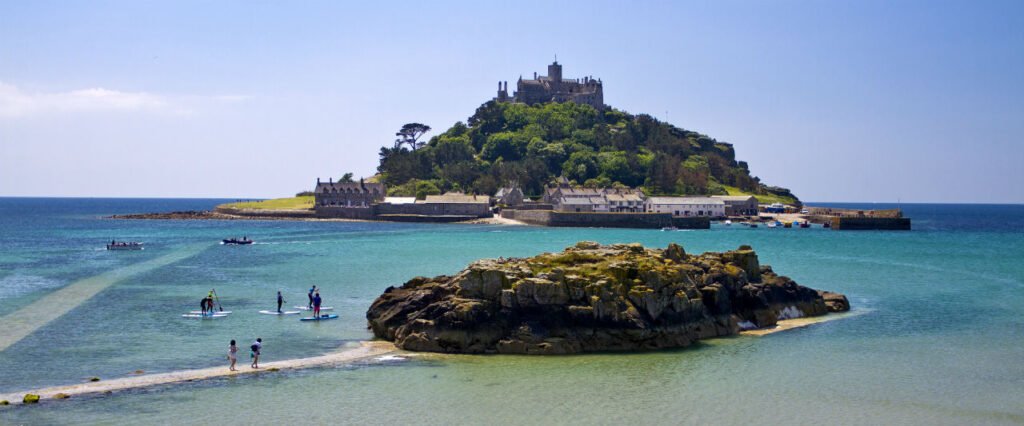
[{"x1": 0, "y1": 341, "x2": 397, "y2": 406}]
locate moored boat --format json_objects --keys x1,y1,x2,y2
[{"x1": 222, "y1": 237, "x2": 254, "y2": 245}]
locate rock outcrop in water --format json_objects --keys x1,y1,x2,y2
[{"x1": 367, "y1": 242, "x2": 849, "y2": 354}]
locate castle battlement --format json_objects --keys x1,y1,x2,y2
[{"x1": 495, "y1": 61, "x2": 604, "y2": 110}]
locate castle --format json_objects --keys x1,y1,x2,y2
[{"x1": 495, "y1": 61, "x2": 604, "y2": 110}]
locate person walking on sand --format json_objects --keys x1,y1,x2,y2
[
  {"x1": 313, "y1": 291, "x2": 322, "y2": 318},
  {"x1": 228, "y1": 340, "x2": 238, "y2": 371},
  {"x1": 307, "y1": 285, "x2": 316, "y2": 309},
  {"x1": 276, "y1": 291, "x2": 284, "y2": 313},
  {"x1": 250, "y1": 338, "x2": 262, "y2": 369}
]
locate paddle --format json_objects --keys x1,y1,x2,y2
[{"x1": 213, "y1": 289, "x2": 223, "y2": 312}]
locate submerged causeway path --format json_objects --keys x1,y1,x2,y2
[
  {"x1": 0, "y1": 341, "x2": 398, "y2": 406},
  {"x1": 0, "y1": 243, "x2": 210, "y2": 352}
]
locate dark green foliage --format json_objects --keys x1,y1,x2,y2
[{"x1": 376, "y1": 101, "x2": 791, "y2": 199}]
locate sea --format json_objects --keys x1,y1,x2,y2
[{"x1": 0, "y1": 198, "x2": 1022, "y2": 425}]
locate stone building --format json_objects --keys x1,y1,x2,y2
[
  {"x1": 494, "y1": 186, "x2": 525, "y2": 206},
  {"x1": 710, "y1": 195, "x2": 759, "y2": 216},
  {"x1": 645, "y1": 197, "x2": 726, "y2": 218},
  {"x1": 314, "y1": 178, "x2": 385, "y2": 208},
  {"x1": 495, "y1": 61, "x2": 604, "y2": 110}
]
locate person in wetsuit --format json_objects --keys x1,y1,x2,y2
[
  {"x1": 307, "y1": 285, "x2": 316, "y2": 309},
  {"x1": 276, "y1": 291, "x2": 283, "y2": 313},
  {"x1": 313, "y1": 292, "x2": 322, "y2": 318}
]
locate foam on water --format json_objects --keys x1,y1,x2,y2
[{"x1": 0, "y1": 273, "x2": 64, "y2": 300}]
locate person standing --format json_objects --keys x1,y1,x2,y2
[
  {"x1": 276, "y1": 291, "x2": 284, "y2": 313},
  {"x1": 307, "y1": 285, "x2": 316, "y2": 309},
  {"x1": 200, "y1": 296, "x2": 209, "y2": 315},
  {"x1": 250, "y1": 338, "x2": 262, "y2": 369},
  {"x1": 313, "y1": 291, "x2": 322, "y2": 318},
  {"x1": 228, "y1": 340, "x2": 238, "y2": 371}
]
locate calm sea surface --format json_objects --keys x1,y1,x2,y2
[{"x1": 0, "y1": 198, "x2": 1022, "y2": 425}]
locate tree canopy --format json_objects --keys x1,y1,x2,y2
[{"x1": 376, "y1": 101, "x2": 796, "y2": 203}]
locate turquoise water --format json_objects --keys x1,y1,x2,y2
[{"x1": 1, "y1": 198, "x2": 1022, "y2": 425}]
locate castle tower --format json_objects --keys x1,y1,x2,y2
[
  {"x1": 547, "y1": 61, "x2": 562, "y2": 83},
  {"x1": 497, "y1": 81, "x2": 508, "y2": 101}
]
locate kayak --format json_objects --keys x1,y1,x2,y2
[{"x1": 300, "y1": 314, "x2": 338, "y2": 321}]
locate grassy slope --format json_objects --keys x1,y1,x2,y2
[
  {"x1": 723, "y1": 186, "x2": 798, "y2": 206},
  {"x1": 218, "y1": 196, "x2": 314, "y2": 211}
]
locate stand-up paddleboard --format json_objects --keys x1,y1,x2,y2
[
  {"x1": 259, "y1": 310, "x2": 300, "y2": 315},
  {"x1": 300, "y1": 314, "x2": 338, "y2": 321},
  {"x1": 190, "y1": 310, "x2": 232, "y2": 315},
  {"x1": 294, "y1": 306, "x2": 333, "y2": 311},
  {"x1": 183, "y1": 311, "x2": 227, "y2": 317}
]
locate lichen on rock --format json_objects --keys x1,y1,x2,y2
[{"x1": 366, "y1": 242, "x2": 849, "y2": 354}]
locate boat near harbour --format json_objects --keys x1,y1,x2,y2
[
  {"x1": 222, "y1": 237, "x2": 253, "y2": 245},
  {"x1": 107, "y1": 241, "x2": 144, "y2": 250}
]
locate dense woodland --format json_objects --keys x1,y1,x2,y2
[{"x1": 376, "y1": 101, "x2": 797, "y2": 203}]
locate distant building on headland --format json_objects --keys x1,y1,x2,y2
[
  {"x1": 314, "y1": 178, "x2": 491, "y2": 221},
  {"x1": 314, "y1": 178, "x2": 385, "y2": 208},
  {"x1": 495, "y1": 61, "x2": 604, "y2": 110}
]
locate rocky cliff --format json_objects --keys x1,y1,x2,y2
[{"x1": 367, "y1": 242, "x2": 848, "y2": 354}]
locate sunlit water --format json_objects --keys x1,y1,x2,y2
[{"x1": 1, "y1": 198, "x2": 1022, "y2": 425}]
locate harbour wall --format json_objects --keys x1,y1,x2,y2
[
  {"x1": 831, "y1": 217, "x2": 911, "y2": 230},
  {"x1": 502, "y1": 209, "x2": 710, "y2": 229}
]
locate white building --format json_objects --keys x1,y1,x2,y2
[{"x1": 645, "y1": 197, "x2": 726, "y2": 218}]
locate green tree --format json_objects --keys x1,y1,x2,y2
[{"x1": 395, "y1": 123, "x2": 432, "y2": 151}]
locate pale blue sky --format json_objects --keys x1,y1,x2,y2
[{"x1": 1, "y1": 0, "x2": 1021, "y2": 202}]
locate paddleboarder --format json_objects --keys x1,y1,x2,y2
[
  {"x1": 313, "y1": 291, "x2": 322, "y2": 318},
  {"x1": 200, "y1": 296, "x2": 209, "y2": 315},
  {"x1": 276, "y1": 291, "x2": 284, "y2": 313},
  {"x1": 307, "y1": 285, "x2": 316, "y2": 309}
]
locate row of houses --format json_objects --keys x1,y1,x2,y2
[
  {"x1": 314, "y1": 176, "x2": 760, "y2": 221},
  {"x1": 314, "y1": 178, "x2": 491, "y2": 219}
]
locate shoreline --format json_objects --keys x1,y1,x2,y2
[{"x1": 107, "y1": 210, "x2": 528, "y2": 225}]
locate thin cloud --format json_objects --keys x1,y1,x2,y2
[{"x1": 0, "y1": 82, "x2": 251, "y2": 118}]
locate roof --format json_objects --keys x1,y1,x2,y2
[
  {"x1": 605, "y1": 193, "x2": 643, "y2": 202},
  {"x1": 710, "y1": 195, "x2": 758, "y2": 202},
  {"x1": 424, "y1": 193, "x2": 489, "y2": 204},
  {"x1": 314, "y1": 181, "x2": 385, "y2": 194},
  {"x1": 383, "y1": 197, "x2": 416, "y2": 205},
  {"x1": 646, "y1": 197, "x2": 725, "y2": 205},
  {"x1": 559, "y1": 197, "x2": 608, "y2": 205}
]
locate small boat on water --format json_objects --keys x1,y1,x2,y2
[
  {"x1": 823, "y1": 222, "x2": 831, "y2": 228},
  {"x1": 661, "y1": 226, "x2": 679, "y2": 231},
  {"x1": 222, "y1": 237, "x2": 253, "y2": 245},
  {"x1": 766, "y1": 222, "x2": 777, "y2": 228},
  {"x1": 784, "y1": 222, "x2": 793, "y2": 228},
  {"x1": 724, "y1": 220, "x2": 732, "y2": 226},
  {"x1": 107, "y1": 241, "x2": 144, "y2": 250},
  {"x1": 749, "y1": 223, "x2": 758, "y2": 228},
  {"x1": 799, "y1": 221, "x2": 811, "y2": 228}
]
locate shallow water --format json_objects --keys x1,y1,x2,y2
[{"x1": 1, "y1": 198, "x2": 1022, "y2": 425}]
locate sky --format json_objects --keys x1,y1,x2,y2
[{"x1": 1, "y1": 0, "x2": 1022, "y2": 203}]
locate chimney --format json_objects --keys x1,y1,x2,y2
[
  {"x1": 329, "y1": 177, "x2": 333, "y2": 184},
  {"x1": 317, "y1": 177, "x2": 320, "y2": 184}
]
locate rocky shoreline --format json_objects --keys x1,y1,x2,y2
[{"x1": 367, "y1": 242, "x2": 849, "y2": 354}]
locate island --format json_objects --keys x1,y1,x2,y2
[{"x1": 367, "y1": 242, "x2": 849, "y2": 354}]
